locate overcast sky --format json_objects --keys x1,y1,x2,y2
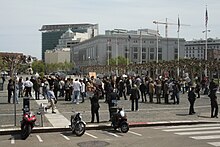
[{"x1": 0, "y1": 0, "x2": 219, "y2": 59}]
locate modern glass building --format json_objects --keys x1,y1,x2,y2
[{"x1": 39, "y1": 23, "x2": 98, "y2": 61}]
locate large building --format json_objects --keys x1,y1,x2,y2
[
  {"x1": 185, "y1": 38, "x2": 220, "y2": 60},
  {"x1": 45, "y1": 48, "x2": 70, "y2": 64},
  {"x1": 70, "y1": 29, "x2": 185, "y2": 68},
  {"x1": 39, "y1": 23, "x2": 99, "y2": 61}
]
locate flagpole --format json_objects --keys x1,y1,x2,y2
[
  {"x1": 156, "y1": 24, "x2": 159, "y2": 75},
  {"x1": 116, "y1": 36, "x2": 118, "y2": 76},
  {"x1": 204, "y1": 5, "x2": 208, "y2": 77},
  {"x1": 177, "y1": 15, "x2": 180, "y2": 77}
]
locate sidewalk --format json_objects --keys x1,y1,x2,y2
[{"x1": 0, "y1": 80, "x2": 219, "y2": 135}]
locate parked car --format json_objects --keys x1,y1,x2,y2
[{"x1": 49, "y1": 71, "x2": 66, "y2": 79}]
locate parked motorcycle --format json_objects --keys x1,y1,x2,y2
[
  {"x1": 20, "y1": 108, "x2": 36, "y2": 140},
  {"x1": 111, "y1": 107, "x2": 129, "y2": 133},
  {"x1": 70, "y1": 112, "x2": 86, "y2": 136}
]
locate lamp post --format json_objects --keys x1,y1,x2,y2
[{"x1": 156, "y1": 24, "x2": 159, "y2": 75}]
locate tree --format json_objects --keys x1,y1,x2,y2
[
  {"x1": 2, "y1": 54, "x2": 26, "y2": 77},
  {"x1": 108, "y1": 56, "x2": 129, "y2": 65},
  {"x1": 32, "y1": 60, "x2": 45, "y2": 74}
]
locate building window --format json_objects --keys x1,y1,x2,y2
[
  {"x1": 133, "y1": 47, "x2": 138, "y2": 52},
  {"x1": 174, "y1": 48, "x2": 178, "y2": 54},
  {"x1": 142, "y1": 47, "x2": 146, "y2": 52},
  {"x1": 142, "y1": 53, "x2": 146, "y2": 59},
  {"x1": 150, "y1": 54, "x2": 154, "y2": 60},
  {"x1": 158, "y1": 54, "x2": 162, "y2": 60},
  {"x1": 150, "y1": 48, "x2": 154, "y2": 52},
  {"x1": 133, "y1": 53, "x2": 138, "y2": 59},
  {"x1": 150, "y1": 41, "x2": 154, "y2": 44},
  {"x1": 158, "y1": 48, "x2": 162, "y2": 53}
]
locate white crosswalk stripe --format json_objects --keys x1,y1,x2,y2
[
  {"x1": 156, "y1": 123, "x2": 220, "y2": 147},
  {"x1": 60, "y1": 134, "x2": 70, "y2": 140},
  {"x1": 36, "y1": 135, "x2": 43, "y2": 142},
  {"x1": 11, "y1": 136, "x2": 15, "y2": 144}
]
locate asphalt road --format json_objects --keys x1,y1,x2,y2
[{"x1": 1, "y1": 123, "x2": 220, "y2": 147}]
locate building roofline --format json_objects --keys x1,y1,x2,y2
[
  {"x1": 72, "y1": 34, "x2": 185, "y2": 48},
  {"x1": 39, "y1": 23, "x2": 98, "y2": 31}
]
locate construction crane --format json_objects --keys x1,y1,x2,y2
[{"x1": 153, "y1": 18, "x2": 190, "y2": 38}]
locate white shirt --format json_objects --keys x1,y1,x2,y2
[
  {"x1": 72, "y1": 80, "x2": 82, "y2": 92},
  {"x1": 80, "y1": 82, "x2": 85, "y2": 93}
]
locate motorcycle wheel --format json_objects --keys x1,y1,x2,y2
[
  {"x1": 121, "y1": 122, "x2": 129, "y2": 133},
  {"x1": 74, "y1": 122, "x2": 86, "y2": 136},
  {"x1": 21, "y1": 124, "x2": 31, "y2": 140}
]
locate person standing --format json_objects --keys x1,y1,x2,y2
[
  {"x1": 209, "y1": 88, "x2": 218, "y2": 118},
  {"x1": 7, "y1": 79, "x2": 14, "y2": 103},
  {"x1": 130, "y1": 84, "x2": 140, "y2": 111},
  {"x1": 148, "y1": 80, "x2": 155, "y2": 103},
  {"x1": 163, "y1": 79, "x2": 170, "y2": 104},
  {"x1": 90, "y1": 90, "x2": 100, "y2": 123},
  {"x1": 155, "y1": 79, "x2": 162, "y2": 104},
  {"x1": 33, "y1": 77, "x2": 41, "y2": 100},
  {"x1": 79, "y1": 79, "x2": 86, "y2": 103},
  {"x1": 139, "y1": 81, "x2": 147, "y2": 103},
  {"x1": 18, "y1": 77, "x2": 24, "y2": 98},
  {"x1": 72, "y1": 79, "x2": 82, "y2": 104},
  {"x1": 24, "y1": 77, "x2": 33, "y2": 97},
  {"x1": 188, "y1": 87, "x2": 196, "y2": 115}
]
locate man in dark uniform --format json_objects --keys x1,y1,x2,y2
[
  {"x1": 209, "y1": 85, "x2": 218, "y2": 118},
  {"x1": 108, "y1": 88, "x2": 119, "y2": 120},
  {"x1": 90, "y1": 90, "x2": 100, "y2": 123},
  {"x1": 188, "y1": 87, "x2": 196, "y2": 115}
]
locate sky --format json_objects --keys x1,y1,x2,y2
[{"x1": 0, "y1": 0, "x2": 219, "y2": 59}]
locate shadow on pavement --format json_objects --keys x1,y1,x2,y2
[{"x1": 176, "y1": 113, "x2": 189, "y2": 116}]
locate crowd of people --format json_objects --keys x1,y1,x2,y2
[{"x1": 6, "y1": 74, "x2": 219, "y2": 121}]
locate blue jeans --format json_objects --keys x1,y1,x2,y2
[{"x1": 72, "y1": 91, "x2": 80, "y2": 103}]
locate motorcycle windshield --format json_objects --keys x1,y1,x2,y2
[{"x1": 120, "y1": 111, "x2": 125, "y2": 117}]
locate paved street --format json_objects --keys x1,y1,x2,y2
[
  {"x1": 0, "y1": 76, "x2": 219, "y2": 129},
  {"x1": 1, "y1": 124, "x2": 220, "y2": 147}
]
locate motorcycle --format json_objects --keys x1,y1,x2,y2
[
  {"x1": 70, "y1": 112, "x2": 86, "y2": 136},
  {"x1": 20, "y1": 108, "x2": 36, "y2": 140},
  {"x1": 111, "y1": 107, "x2": 129, "y2": 133}
]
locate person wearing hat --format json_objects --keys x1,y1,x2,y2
[
  {"x1": 45, "y1": 86, "x2": 57, "y2": 114},
  {"x1": 188, "y1": 86, "x2": 196, "y2": 115}
]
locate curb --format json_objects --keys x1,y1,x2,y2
[{"x1": 0, "y1": 120, "x2": 219, "y2": 135}]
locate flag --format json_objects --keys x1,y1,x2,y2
[
  {"x1": 205, "y1": 7, "x2": 208, "y2": 27},
  {"x1": 128, "y1": 35, "x2": 131, "y2": 41},
  {"x1": 177, "y1": 16, "x2": 180, "y2": 32}
]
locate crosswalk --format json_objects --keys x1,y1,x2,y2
[
  {"x1": 155, "y1": 123, "x2": 220, "y2": 147},
  {"x1": 8, "y1": 129, "x2": 143, "y2": 145}
]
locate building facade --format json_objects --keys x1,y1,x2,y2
[
  {"x1": 39, "y1": 23, "x2": 99, "y2": 61},
  {"x1": 45, "y1": 48, "x2": 70, "y2": 64},
  {"x1": 70, "y1": 29, "x2": 185, "y2": 68},
  {"x1": 185, "y1": 38, "x2": 220, "y2": 60}
]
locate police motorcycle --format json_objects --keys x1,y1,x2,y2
[
  {"x1": 70, "y1": 111, "x2": 86, "y2": 136},
  {"x1": 110, "y1": 100, "x2": 129, "y2": 133}
]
